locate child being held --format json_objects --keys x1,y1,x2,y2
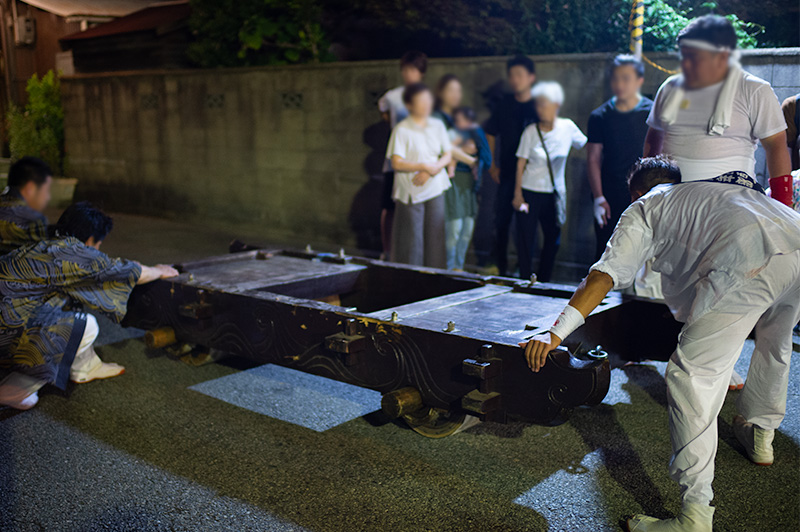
[
  {"x1": 441, "y1": 105, "x2": 492, "y2": 271},
  {"x1": 446, "y1": 107, "x2": 482, "y2": 179}
]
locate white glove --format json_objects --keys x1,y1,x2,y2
[{"x1": 593, "y1": 196, "x2": 609, "y2": 227}]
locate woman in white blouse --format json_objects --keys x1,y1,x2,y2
[
  {"x1": 385, "y1": 83, "x2": 453, "y2": 267},
  {"x1": 513, "y1": 81, "x2": 587, "y2": 281}
]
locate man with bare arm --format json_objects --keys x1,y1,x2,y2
[{"x1": 522, "y1": 157, "x2": 800, "y2": 532}]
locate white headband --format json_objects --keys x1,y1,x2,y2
[{"x1": 678, "y1": 38, "x2": 733, "y2": 53}]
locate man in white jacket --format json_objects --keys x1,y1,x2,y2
[{"x1": 522, "y1": 156, "x2": 800, "y2": 532}]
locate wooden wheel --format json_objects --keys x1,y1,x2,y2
[{"x1": 402, "y1": 407, "x2": 469, "y2": 438}]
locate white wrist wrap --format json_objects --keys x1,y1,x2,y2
[
  {"x1": 550, "y1": 304, "x2": 585, "y2": 341},
  {"x1": 593, "y1": 196, "x2": 607, "y2": 208}
]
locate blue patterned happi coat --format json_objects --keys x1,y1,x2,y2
[
  {"x1": 0, "y1": 191, "x2": 48, "y2": 254},
  {"x1": 0, "y1": 237, "x2": 142, "y2": 384}
]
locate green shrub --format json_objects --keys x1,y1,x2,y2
[
  {"x1": 188, "y1": 0, "x2": 333, "y2": 67},
  {"x1": 6, "y1": 70, "x2": 65, "y2": 176},
  {"x1": 642, "y1": 0, "x2": 763, "y2": 51}
]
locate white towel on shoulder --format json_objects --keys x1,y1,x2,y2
[{"x1": 657, "y1": 64, "x2": 744, "y2": 136}]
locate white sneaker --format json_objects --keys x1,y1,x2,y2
[
  {"x1": 627, "y1": 503, "x2": 714, "y2": 531},
  {"x1": 728, "y1": 369, "x2": 744, "y2": 391},
  {"x1": 71, "y1": 362, "x2": 125, "y2": 384},
  {"x1": 0, "y1": 391, "x2": 39, "y2": 410},
  {"x1": 733, "y1": 415, "x2": 774, "y2": 466}
]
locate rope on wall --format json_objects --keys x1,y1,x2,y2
[{"x1": 641, "y1": 54, "x2": 679, "y2": 75}]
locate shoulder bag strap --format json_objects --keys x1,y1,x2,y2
[{"x1": 536, "y1": 123, "x2": 557, "y2": 192}]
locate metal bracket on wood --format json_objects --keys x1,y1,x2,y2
[
  {"x1": 463, "y1": 344, "x2": 502, "y2": 393},
  {"x1": 324, "y1": 319, "x2": 366, "y2": 366},
  {"x1": 461, "y1": 344, "x2": 505, "y2": 422},
  {"x1": 178, "y1": 301, "x2": 213, "y2": 320},
  {"x1": 461, "y1": 389, "x2": 502, "y2": 416},
  {"x1": 462, "y1": 358, "x2": 500, "y2": 382}
]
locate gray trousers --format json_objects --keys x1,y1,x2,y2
[{"x1": 391, "y1": 194, "x2": 446, "y2": 268}]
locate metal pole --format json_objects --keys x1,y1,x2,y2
[
  {"x1": 0, "y1": 0, "x2": 17, "y2": 105},
  {"x1": 631, "y1": 0, "x2": 644, "y2": 60}
]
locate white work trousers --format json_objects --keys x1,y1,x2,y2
[{"x1": 666, "y1": 251, "x2": 800, "y2": 505}]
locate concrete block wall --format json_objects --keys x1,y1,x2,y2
[{"x1": 61, "y1": 49, "x2": 800, "y2": 273}]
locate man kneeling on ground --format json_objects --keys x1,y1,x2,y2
[
  {"x1": 521, "y1": 156, "x2": 800, "y2": 531},
  {"x1": 0, "y1": 202, "x2": 178, "y2": 410}
]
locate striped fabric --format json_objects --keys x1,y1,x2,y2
[{"x1": 0, "y1": 237, "x2": 141, "y2": 383}]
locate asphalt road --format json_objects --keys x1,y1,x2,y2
[{"x1": 1, "y1": 318, "x2": 798, "y2": 531}]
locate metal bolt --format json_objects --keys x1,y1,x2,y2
[
  {"x1": 530, "y1": 273, "x2": 538, "y2": 284},
  {"x1": 305, "y1": 244, "x2": 313, "y2": 253},
  {"x1": 390, "y1": 311, "x2": 399, "y2": 322},
  {"x1": 444, "y1": 321, "x2": 456, "y2": 332},
  {"x1": 339, "y1": 248, "x2": 346, "y2": 259},
  {"x1": 480, "y1": 344, "x2": 494, "y2": 359},
  {"x1": 587, "y1": 345, "x2": 608, "y2": 360}
]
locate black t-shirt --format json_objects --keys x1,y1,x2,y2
[
  {"x1": 484, "y1": 94, "x2": 538, "y2": 182},
  {"x1": 587, "y1": 97, "x2": 653, "y2": 205}
]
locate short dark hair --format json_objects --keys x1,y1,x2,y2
[
  {"x1": 8, "y1": 156, "x2": 53, "y2": 188},
  {"x1": 611, "y1": 54, "x2": 645, "y2": 78},
  {"x1": 400, "y1": 50, "x2": 428, "y2": 74},
  {"x1": 507, "y1": 55, "x2": 535, "y2": 74},
  {"x1": 678, "y1": 15, "x2": 737, "y2": 49},
  {"x1": 54, "y1": 201, "x2": 114, "y2": 243},
  {"x1": 627, "y1": 156, "x2": 682, "y2": 196},
  {"x1": 453, "y1": 106, "x2": 476, "y2": 123},
  {"x1": 402, "y1": 82, "x2": 431, "y2": 105}
]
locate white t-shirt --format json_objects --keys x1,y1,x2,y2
[
  {"x1": 385, "y1": 117, "x2": 452, "y2": 205},
  {"x1": 379, "y1": 85, "x2": 410, "y2": 172},
  {"x1": 516, "y1": 118, "x2": 587, "y2": 193},
  {"x1": 591, "y1": 181, "x2": 800, "y2": 325},
  {"x1": 516, "y1": 118, "x2": 587, "y2": 224},
  {"x1": 378, "y1": 85, "x2": 408, "y2": 128},
  {"x1": 647, "y1": 71, "x2": 786, "y2": 181}
]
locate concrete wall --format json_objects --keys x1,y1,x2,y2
[{"x1": 61, "y1": 49, "x2": 800, "y2": 274}]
